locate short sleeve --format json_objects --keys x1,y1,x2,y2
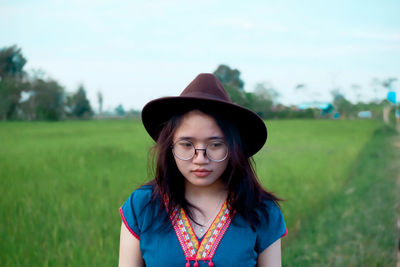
[
  {"x1": 119, "y1": 185, "x2": 153, "y2": 240},
  {"x1": 255, "y1": 200, "x2": 287, "y2": 253}
]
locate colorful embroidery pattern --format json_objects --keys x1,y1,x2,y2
[
  {"x1": 197, "y1": 205, "x2": 231, "y2": 259},
  {"x1": 171, "y1": 208, "x2": 199, "y2": 259},
  {"x1": 169, "y1": 200, "x2": 233, "y2": 262}
]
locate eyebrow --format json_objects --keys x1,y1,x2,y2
[{"x1": 176, "y1": 136, "x2": 225, "y2": 141}]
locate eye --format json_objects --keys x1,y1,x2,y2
[
  {"x1": 176, "y1": 140, "x2": 193, "y2": 148},
  {"x1": 208, "y1": 142, "x2": 224, "y2": 148}
]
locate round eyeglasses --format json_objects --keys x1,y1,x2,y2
[{"x1": 172, "y1": 140, "x2": 228, "y2": 162}]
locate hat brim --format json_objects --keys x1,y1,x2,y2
[{"x1": 141, "y1": 96, "x2": 267, "y2": 157}]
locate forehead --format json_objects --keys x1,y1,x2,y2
[{"x1": 174, "y1": 110, "x2": 224, "y2": 140}]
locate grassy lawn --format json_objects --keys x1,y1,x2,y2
[
  {"x1": 0, "y1": 119, "x2": 398, "y2": 266},
  {"x1": 279, "y1": 125, "x2": 399, "y2": 266}
]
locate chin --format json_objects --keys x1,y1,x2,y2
[{"x1": 186, "y1": 176, "x2": 220, "y2": 188}]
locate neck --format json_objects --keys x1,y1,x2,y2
[{"x1": 184, "y1": 181, "x2": 228, "y2": 204}]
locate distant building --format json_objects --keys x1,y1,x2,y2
[
  {"x1": 358, "y1": 111, "x2": 372, "y2": 119},
  {"x1": 297, "y1": 102, "x2": 331, "y2": 110}
]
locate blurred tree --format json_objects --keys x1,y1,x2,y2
[
  {"x1": 97, "y1": 91, "x2": 103, "y2": 115},
  {"x1": 126, "y1": 108, "x2": 141, "y2": 118},
  {"x1": 115, "y1": 104, "x2": 125, "y2": 116},
  {"x1": 0, "y1": 78, "x2": 27, "y2": 120},
  {"x1": 0, "y1": 45, "x2": 27, "y2": 79},
  {"x1": 213, "y1": 64, "x2": 245, "y2": 90},
  {"x1": 223, "y1": 83, "x2": 247, "y2": 106},
  {"x1": 66, "y1": 84, "x2": 93, "y2": 118},
  {"x1": 213, "y1": 65, "x2": 284, "y2": 118},
  {"x1": 254, "y1": 82, "x2": 280, "y2": 103},
  {"x1": 0, "y1": 45, "x2": 28, "y2": 120},
  {"x1": 23, "y1": 78, "x2": 65, "y2": 120},
  {"x1": 382, "y1": 78, "x2": 397, "y2": 91},
  {"x1": 213, "y1": 64, "x2": 250, "y2": 111},
  {"x1": 252, "y1": 94, "x2": 273, "y2": 118},
  {"x1": 251, "y1": 82, "x2": 280, "y2": 118},
  {"x1": 331, "y1": 89, "x2": 353, "y2": 118}
]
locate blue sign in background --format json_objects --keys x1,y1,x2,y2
[{"x1": 387, "y1": 91, "x2": 396, "y2": 104}]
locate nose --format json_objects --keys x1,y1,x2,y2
[{"x1": 192, "y1": 148, "x2": 209, "y2": 163}]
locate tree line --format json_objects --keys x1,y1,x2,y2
[
  {"x1": 0, "y1": 45, "x2": 93, "y2": 120},
  {"x1": 1, "y1": 45, "x2": 397, "y2": 121},
  {"x1": 213, "y1": 64, "x2": 398, "y2": 120}
]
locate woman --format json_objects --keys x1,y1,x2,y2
[{"x1": 119, "y1": 73, "x2": 287, "y2": 267}]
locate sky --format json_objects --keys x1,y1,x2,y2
[{"x1": 1, "y1": 0, "x2": 400, "y2": 112}]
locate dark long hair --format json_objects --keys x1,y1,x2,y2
[{"x1": 149, "y1": 108, "x2": 280, "y2": 228}]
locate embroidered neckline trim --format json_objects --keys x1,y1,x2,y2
[{"x1": 169, "y1": 200, "x2": 233, "y2": 261}]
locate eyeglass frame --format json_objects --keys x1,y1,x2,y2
[{"x1": 171, "y1": 140, "x2": 229, "y2": 162}]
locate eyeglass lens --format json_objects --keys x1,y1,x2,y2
[{"x1": 172, "y1": 140, "x2": 228, "y2": 162}]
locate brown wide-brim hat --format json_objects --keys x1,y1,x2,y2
[{"x1": 141, "y1": 73, "x2": 267, "y2": 157}]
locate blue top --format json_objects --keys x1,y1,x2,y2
[{"x1": 120, "y1": 185, "x2": 287, "y2": 267}]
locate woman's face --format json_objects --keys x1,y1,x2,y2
[{"x1": 172, "y1": 110, "x2": 229, "y2": 190}]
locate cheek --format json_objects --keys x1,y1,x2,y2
[
  {"x1": 174, "y1": 157, "x2": 187, "y2": 173},
  {"x1": 216, "y1": 161, "x2": 229, "y2": 175}
]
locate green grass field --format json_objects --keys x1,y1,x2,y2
[{"x1": 0, "y1": 119, "x2": 398, "y2": 266}]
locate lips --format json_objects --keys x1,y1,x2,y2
[{"x1": 191, "y1": 169, "x2": 212, "y2": 177}]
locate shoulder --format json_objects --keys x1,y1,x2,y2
[
  {"x1": 261, "y1": 199, "x2": 282, "y2": 220},
  {"x1": 133, "y1": 184, "x2": 153, "y2": 194},
  {"x1": 119, "y1": 185, "x2": 156, "y2": 239},
  {"x1": 123, "y1": 185, "x2": 155, "y2": 215},
  {"x1": 130, "y1": 185, "x2": 153, "y2": 204},
  {"x1": 252, "y1": 197, "x2": 283, "y2": 222}
]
